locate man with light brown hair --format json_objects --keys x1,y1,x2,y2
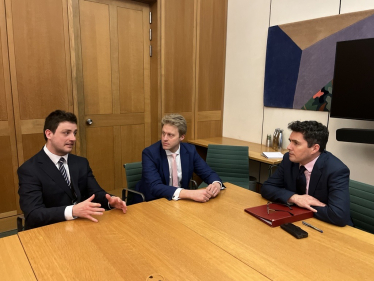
[{"x1": 135, "y1": 114, "x2": 223, "y2": 202}]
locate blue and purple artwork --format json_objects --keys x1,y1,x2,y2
[{"x1": 264, "y1": 9, "x2": 374, "y2": 111}]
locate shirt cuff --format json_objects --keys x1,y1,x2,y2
[
  {"x1": 64, "y1": 205, "x2": 77, "y2": 220},
  {"x1": 172, "y1": 188, "x2": 183, "y2": 200},
  {"x1": 212, "y1": 181, "x2": 225, "y2": 189}
]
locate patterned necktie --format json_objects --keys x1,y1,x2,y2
[
  {"x1": 58, "y1": 157, "x2": 77, "y2": 202},
  {"x1": 296, "y1": 165, "x2": 307, "y2": 195},
  {"x1": 58, "y1": 157, "x2": 70, "y2": 186},
  {"x1": 171, "y1": 153, "x2": 179, "y2": 187}
]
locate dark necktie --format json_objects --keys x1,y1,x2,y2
[
  {"x1": 296, "y1": 165, "x2": 307, "y2": 195},
  {"x1": 58, "y1": 157, "x2": 77, "y2": 203}
]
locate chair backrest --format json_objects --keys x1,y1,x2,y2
[
  {"x1": 349, "y1": 179, "x2": 374, "y2": 234},
  {"x1": 206, "y1": 144, "x2": 251, "y2": 189},
  {"x1": 124, "y1": 162, "x2": 142, "y2": 204},
  {"x1": 124, "y1": 162, "x2": 142, "y2": 190}
]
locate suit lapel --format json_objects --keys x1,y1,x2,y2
[
  {"x1": 37, "y1": 150, "x2": 75, "y2": 201},
  {"x1": 67, "y1": 156, "x2": 81, "y2": 201},
  {"x1": 308, "y1": 152, "x2": 326, "y2": 196},
  {"x1": 180, "y1": 144, "x2": 190, "y2": 188},
  {"x1": 160, "y1": 146, "x2": 170, "y2": 185}
]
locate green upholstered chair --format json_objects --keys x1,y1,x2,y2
[
  {"x1": 123, "y1": 162, "x2": 145, "y2": 204},
  {"x1": 349, "y1": 179, "x2": 374, "y2": 234},
  {"x1": 198, "y1": 144, "x2": 257, "y2": 191}
]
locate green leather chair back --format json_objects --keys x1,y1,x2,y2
[
  {"x1": 349, "y1": 179, "x2": 374, "y2": 234},
  {"x1": 123, "y1": 162, "x2": 142, "y2": 203},
  {"x1": 201, "y1": 144, "x2": 255, "y2": 191}
]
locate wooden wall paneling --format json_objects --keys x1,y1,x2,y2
[
  {"x1": 6, "y1": 0, "x2": 73, "y2": 166},
  {"x1": 118, "y1": 6, "x2": 144, "y2": 113},
  {"x1": 86, "y1": 126, "x2": 115, "y2": 191},
  {"x1": 68, "y1": 0, "x2": 84, "y2": 155},
  {"x1": 161, "y1": 0, "x2": 197, "y2": 139},
  {"x1": 195, "y1": 0, "x2": 227, "y2": 139},
  {"x1": 0, "y1": 0, "x2": 21, "y2": 216},
  {"x1": 150, "y1": 1, "x2": 161, "y2": 144},
  {"x1": 21, "y1": 134, "x2": 46, "y2": 163},
  {"x1": 121, "y1": 124, "x2": 144, "y2": 188},
  {"x1": 80, "y1": 0, "x2": 112, "y2": 115},
  {"x1": 0, "y1": 136, "x2": 17, "y2": 213}
]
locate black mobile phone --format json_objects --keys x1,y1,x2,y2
[{"x1": 281, "y1": 223, "x2": 308, "y2": 239}]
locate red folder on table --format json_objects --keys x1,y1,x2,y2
[{"x1": 244, "y1": 203, "x2": 313, "y2": 227}]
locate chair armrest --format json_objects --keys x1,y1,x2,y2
[
  {"x1": 189, "y1": 179, "x2": 198, "y2": 189},
  {"x1": 122, "y1": 188, "x2": 145, "y2": 202},
  {"x1": 17, "y1": 214, "x2": 25, "y2": 232}
]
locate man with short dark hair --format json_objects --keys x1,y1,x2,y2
[
  {"x1": 135, "y1": 114, "x2": 223, "y2": 203},
  {"x1": 261, "y1": 121, "x2": 353, "y2": 226},
  {"x1": 18, "y1": 110, "x2": 127, "y2": 229}
]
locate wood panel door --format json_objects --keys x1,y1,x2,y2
[
  {"x1": 0, "y1": 0, "x2": 18, "y2": 218},
  {"x1": 72, "y1": 0, "x2": 151, "y2": 192}
]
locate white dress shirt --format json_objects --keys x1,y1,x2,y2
[
  {"x1": 165, "y1": 146, "x2": 223, "y2": 200},
  {"x1": 165, "y1": 147, "x2": 183, "y2": 200}
]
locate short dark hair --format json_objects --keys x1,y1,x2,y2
[
  {"x1": 288, "y1": 121, "x2": 329, "y2": 152},
  {"x1": 43, "y1": 110, "x2": 77, "y2": 140}
]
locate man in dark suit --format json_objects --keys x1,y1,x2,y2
[
  {"x1": 261, "y1": 121, "x2": 352, "y2": 226},
  {"x1": 18, "y1": 110, "x2": 127, "y2": 229},
  {"x1": 135, "y1": 114, "x2": 223, "y2": 203}
]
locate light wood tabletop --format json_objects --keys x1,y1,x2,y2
[
  {"x1": 0, "y1": 235, "x2": 36, "y2": 280},
  {"x1": 18, "y1": 201, "x2": 268, "y2": 281},
  {"x1": 149, "y1": 183, "x2": 374, "y2": 281},
  {"x1": 188, "y1": 136, "x2": 287, "y2": 165}
]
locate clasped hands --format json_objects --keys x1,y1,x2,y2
[
  {"x1": 180, "y1": 182, "x2": 221, "y2": 203},
  {"x1": 72, "y1": 194, "x2": 127, "y2": 222}
]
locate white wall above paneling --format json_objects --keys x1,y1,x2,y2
[
  {"x1": 340, "y1": 0, "x2": 374, "y2": 14},
  {"x1": 263, "y1": 107, "x2": 329, "y2": 150},
  {"x1": 328, "y1": 118, "x2": 374, "y2": 183},
  {"x1": 224, "y1": 0, "x2": 374, "y2": 185},
  {"x1": 270, "y1": 0, "x2": 340, "y2": 26},
  {"x1": 223, "y1": 0, "x2": 271, "y2": 142}
]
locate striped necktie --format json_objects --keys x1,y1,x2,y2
[
  {"x1": 58, "y1": 157, "x2": 70, "y2": 186},
  {"x1": 58, "y1": 157, "x2": 77, "y2": 203}
]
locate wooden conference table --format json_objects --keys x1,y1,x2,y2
[
  {"x1": 0, "y1": 235, "x2": 36, "y2": 280},
  {"x1": 17, "y1": 183, "x2": 374, "y2": 280}
]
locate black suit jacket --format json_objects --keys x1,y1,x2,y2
[
  {"x1": 261, "y1": 151, "x2": 353, "y2": 226},
  {"x1": 18, "y1": 149, "x2": 109, "y2": 229},
  {"x1": 135, "y1": 141, "x2": 222, "y2": 202}
]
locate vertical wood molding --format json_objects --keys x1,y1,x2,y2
[
  {"x1": 1, "y1": 0, "x2": 20, "y2": 213},
  {"x1": 143, "y1": 5, "x2": 151, "y2": 147},
  {"x1": 5, "y1": 0, "x2": 24, "y2": 165},
  {"x1": 67, "y1": 0, "x2": 81, "y2": 154},
  {"x1": 109, "y1": 4, "x2": 120, "y2": 115}
]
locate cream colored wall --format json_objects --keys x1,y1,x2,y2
[{"x1": 223, "y1": 0, "x2": 374, "y2": 185}]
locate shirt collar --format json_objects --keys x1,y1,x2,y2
[
  {"x1": 301, "y1": 155, "x2": 319, "y2": 173},
  {"x1": 165, "y1": 146, "x2": 180, "y2": 156},
  {"x1": 43, "y1": 145, "x2": 69, "y2": 165}
]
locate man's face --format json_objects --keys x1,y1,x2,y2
[
  {"x1": 161, "y1": 124, "x2": 185, "y2": 153},
  {"x1": 45, "y1": 121, "x2": 77, "y2": 156},
  {"x1": 287, "y1": 131, "x2": 319, "y2": 165}
]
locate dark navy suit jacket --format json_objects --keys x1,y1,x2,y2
[
  {"x1": 135, "y1": 141, "x2": 222, "y2": 202},
  {"x1": 18, "y1": 149, "x2": 109, "y2": 229},
  {"x1": 261, "y1": 151, "x2": 353, "y2": 226}
]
